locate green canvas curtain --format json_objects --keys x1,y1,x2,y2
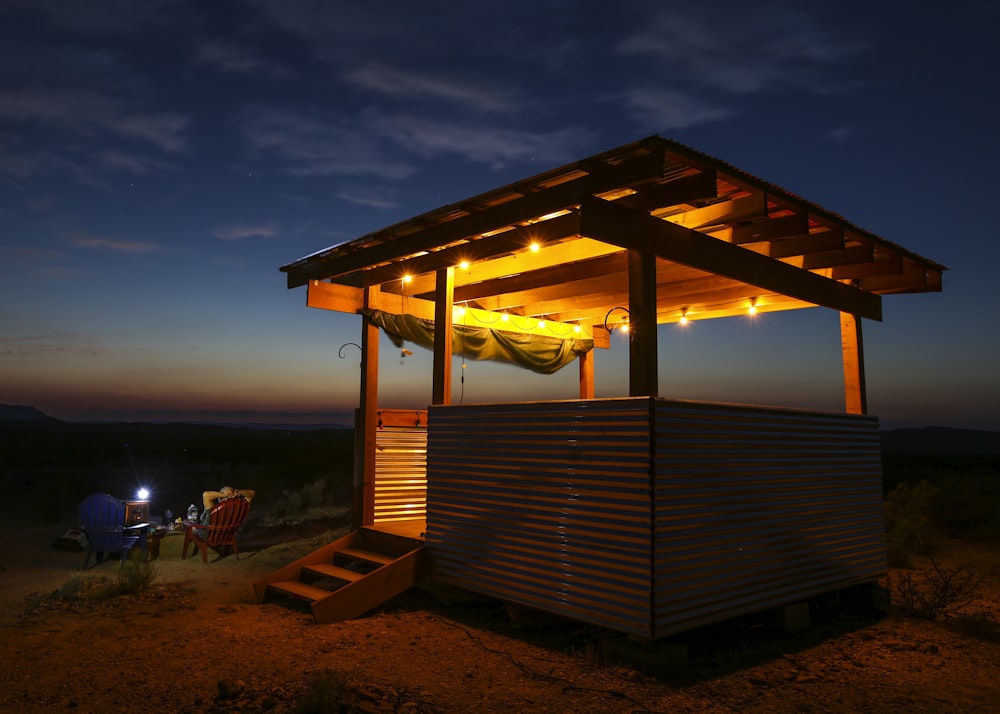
[{"x1": 363, "y1": 308, "x2": 593, "y2": 375}]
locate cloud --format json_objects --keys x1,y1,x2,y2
[
  {"x1": 70, "y1": 234, "x2": 159, "y2": 254},
  {"x1": 244, "y1": 109, "x2": 417, "y2": 179},
  {"x1": 825, "y1": 126, "x2": 856, "y2": 143},
  {"x1": 345, "y1": 64, "x2": 512, "y2": 112},
  {"x1": 97, "y1": 150, "x2": 176, "y2": 175},
  {"x1": 0, "y1": 88, "x2": 189, "y2": 153},
  {"x1": 333, "y1": 186, "x2": 397, "y2": 210},
  {"x1": 0, "y1": 332, "x2": 102, "y2": 359},
  {"x1": 113, "y1": 112, "x2": 189, "y2": 153},
  {"x1": 369, "y1": 114, "x2": 596, "y2": 170},
  {"x1": 619, "y1": 88, "x2": 731, "y2": 131},
  {"x1": 619, "y1": 4, "x2": 864, "y2": 95},
  {"x1": 213, "y1": 225, "x2": 279, "y2": 241},
  {"x1": 195, "y1": 40, "x2": 296, "y2": 80}
]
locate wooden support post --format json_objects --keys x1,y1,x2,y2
[
  {"x1": 356, "y1": 285, "x2": 380, "y2": 528},
  {"x1": 840, "y1": 311, "x2": 868, "y2": 415},
  {"x1": 432, "y1": 267, "x2": 454, "y2": 405},
  {"x1": 628, "y1": 250, "x2": 658, "y2": 397},
  {"x1": 579, "y1": 349, "x2": 595, "y2": 399}
]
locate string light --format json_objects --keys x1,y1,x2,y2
[
  {"x1": 529, "y1": 241, "x2": 540, "y2": 253},
  {"x1": 459, "y1": 260, "x2": 470, "y2": 270},
  {"x1": 402, "y1": 274, "x2": 412, "y2": 285}
]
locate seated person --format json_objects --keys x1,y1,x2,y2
[{"x1": 196, "y1": 486, "x2": 255, "y2": 537}]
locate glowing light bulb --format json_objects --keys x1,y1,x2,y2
[
  {"x1": 402, "y1": 274, "x2": 412, "y2": 284},
  {"x1": 455, "y1": 305, "x2": 466, "y2": 317},
  {"x1": 679, "y1": 309, "x2": 688, "y2": 325},
  {"x1": 529, "y1": 242, "x2": 540, "y2": 253},
  {"x1": 459, "y1": 260, "x2": 470, "y2": 270},
  {"x1": 538, "y1": 319, "x2": 546, "y2": 329},
  {"x1": 749, "y1": 298, "x2": 758, "y2": 315},
  {"x1": 573, "y1": 324, "x2": 581, "y2": 333},
  {"x1": 501, "y1": 312, "x2": 509, "y2": 322},
  {"x1": 137, "y1": 488, "x2": 149, "y2": 500},
  {"x1": 620, "y1": 322, "x2": 630, "y2": 333}
]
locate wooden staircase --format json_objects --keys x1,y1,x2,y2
[{"x1": 253, "y1": 526, "x2": 425, "y2": 624}]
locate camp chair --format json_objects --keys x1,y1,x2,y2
[
  {"x1": 78, "y1": 493, "x2": 146, "y2": 569},
  {"x1": 181, "y1": 497, "x2": 250, "y2": 563}
]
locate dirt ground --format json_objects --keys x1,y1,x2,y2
[{"x1": 1, "y1": 522, "x2": 998, "y2": 714}]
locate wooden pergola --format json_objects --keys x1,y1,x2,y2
[
  {"x1": 276, "y1": 136, "x2": 945, "y2": 637},
  {"x1": 284, "y1": 134, "x2": 943, "y2": 428}
]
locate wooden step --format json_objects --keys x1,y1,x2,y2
[
  {"x1": 302, "y1": 563, "x2": 365, "y2": 583},
  {"x1": 339, "y1": 548, "x2": 394, "y2": 565},
  {"x1": 266, "y1": 580, "x2": 332, "y2": 603}
]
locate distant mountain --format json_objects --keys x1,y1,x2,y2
[
  {"x1": 0, "y1": 404, "x2": 59, "y2": 423},
  {"x1": 881, "y1": 426, "x2": 1000, "y2": 455}
]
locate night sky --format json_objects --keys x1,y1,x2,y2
[{"x1": 2, "y1": 1, "x2": 998, "y2": 430}]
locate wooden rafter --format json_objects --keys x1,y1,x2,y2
[{"x1": 579, "y1": 196, "x2": 883, "y2": 321}]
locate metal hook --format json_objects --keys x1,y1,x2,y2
[
  {"x1": 603, "y1": 306, "x2": 630, "y2": 334},
  {"x1": 338, "y1": 342, "x2": 362, "y2": 359}
]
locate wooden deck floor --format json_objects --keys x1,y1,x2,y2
[{"x1": 368, "y1": 519, "x2": 426, "y2": 540}]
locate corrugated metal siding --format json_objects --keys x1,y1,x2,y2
[
  {"x1": 374, "y1": 427, "x2": 427, "y2": 523},
  {"x1": 424, "y1": 397, "x2": 884, "y2": 640},
  {"x1": 651, "y1": 400, "x2": 884, "y2": 638},
  {"x1": 427, "y1": 399, "x2": 655, "y2": 639}
]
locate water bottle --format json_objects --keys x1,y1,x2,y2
[{"x1": 187, "y1": 503, "x2": 198, "y2": 522}]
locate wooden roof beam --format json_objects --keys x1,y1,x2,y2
[
  {"x1": 284, "y1": 150, "x2": 666, "y2": 287},
  {"x1": 452, "y1": 252, "x2": 627, "y2": 304},
  {"x1": 616, "y1": 169, "x2": 718, "y2": 213},
  {"x1": 831, "y1": 249, "x2": 903, "y2": 280},
  {"x1": 386, "y1": 234, "x2": 623, "y2": 298},
  {"x1": 802, "y1": 243, "x2": 874, "y2": 270},
  {"x1": 352, "y1": 213, "x2": 582, "y2": 289},
  {"x1": 658, "y1": 193, "x2": 767, "y2": 229},
  {"x1": 464, "y1": 272, "x2": 627, "y2": 315},
  {"x1": 859, "y1": 259, "x2": 942, "y2": 294},
  {"x1": 580, "y1": 197, "x2": 882, "y2": 321},
  {"x1": 731, "y1": 213, "x2": 811, "y2": 245},
  {"x1": 768, "y1": 229, "x2": 844, "y2": 258}
]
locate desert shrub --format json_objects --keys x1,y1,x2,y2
[
  {"x1": 929, "y1": 473, "x2": 1000, "y2": 539},
  {"x1": 117, "y1": 550, "x2": 158, "y2": 593},
  {"x1": 884, "y1": 479, "x2": 938, "y2": 565},
  {"x1": 291, "y1": 669, "x2": 349, "y2": 714},
  {"x1": 260, "y1": 478, "x2": 344, "y2": 525},
  {"x1": 50, "y1": 552, "x2": 157, "y2": 601},
  {"x1": 888, "y1": 556, "x2": 983, "y2": 621}
]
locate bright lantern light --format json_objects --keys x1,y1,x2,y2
[{"x1": 136, "y1": 488, "x2": 149, "y2": 500}]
